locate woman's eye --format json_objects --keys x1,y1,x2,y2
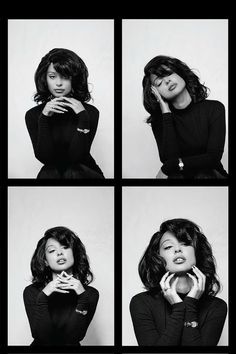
[
  {"x1": 49, "y1": 76, "x2": 55, "y2": 79},
  {"x1": 164, "y1": 246, "x2": 172, "y2": 250},
  {"x1": 49, "y1": 249, "x2": 55, "y2": 253}
]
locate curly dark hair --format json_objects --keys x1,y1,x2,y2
[
  {"x1": 142, "y1": 55, "x2": 210, "y2": 121},
  {"x1": 139, "y1": 218, "x2": 221, "y2": 296},
  {"x1": 31, "y1": 226, "x2": 93, "y2": 287},
  {"x1": 33, "y1": 48, "x2": 91, "y2": 104}
]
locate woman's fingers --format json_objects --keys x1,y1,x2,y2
[
  {"x1": 55, "y1": 288, "x2": 69, "y2": 293},
  {"x1": 165, "y1": 273, "x2": 175, "y2": 289},
  {"x1": 151, "y1": 85, "x2": 161, "y2": 101},
  {"x1": 192, "y1": 265, "x2": 206, "y2": 290},
  {"x1": 159, "y1": 271, "x2": 170, "y2": 289}
]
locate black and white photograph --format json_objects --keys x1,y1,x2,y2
[
  {"x1": 8, "y1": 186, "x2": 114, "y2": 345},
  {"x1": 8, "y1": 19, "x2": 114, "y2": 179},
  {"x1": 122, "y1": 19, "x2": 228, "y2": 179},
  {"x1": 0, "y1": 14, "x2": 231, "y2": 354},
  {"x1": 122, "y1": 186, "x2": 228, "y2": 346}
]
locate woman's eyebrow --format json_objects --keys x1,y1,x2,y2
[
  {"x1": 45, "y1": 244, "x2": 56, "y2": 250},
  {"x1": 160, "y1": 239, "x2": 172, "y2": 247}
]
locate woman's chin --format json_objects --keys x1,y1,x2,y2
[{"x1": 168, "y1": 265, "x2": 193, "y2": 275}]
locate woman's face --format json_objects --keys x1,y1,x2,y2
[
  {"x1": 150, "y1": 72, "x2": 186, "y2": 101},
  {"x1": 159, "y1": 231, "x2": 196, "y2": 273},
  {"x1": 46, "y1": 63, "x2": 72, "y2": 98},
  {"x1": 45, "y1": 238, "x2": 74, "y2": 273}
]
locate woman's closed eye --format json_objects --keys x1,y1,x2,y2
[{"x1": 164, "y1": 245, "x2": 172, "y2": 250}]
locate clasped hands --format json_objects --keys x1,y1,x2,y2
[
  {"x1": 43, "y1": 271, "x2": 85, "y2": 296},
  {"x1": 42, "y1": 97, "x2": 85, "y2": 116}
]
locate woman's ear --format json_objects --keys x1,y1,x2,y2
[{"x1": 45, "y1": 260, "x2": 49, "y2": 267}]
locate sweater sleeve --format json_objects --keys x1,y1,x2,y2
[
  {"x1": 130, "y1": 295, "x2": 185, "y2": 346},
  {"x1": 25, "y1": 109, "x2": 56, "y2": 164},
  {"x1": 67, "y1": 108, "x2": 99, "y2": 163},
  {"x1": 161, "y1": 102, "x2": 226, "y2": 175},
  {"x1": 151, "y1": 113, "x2": 181, "y2": 163},
  {"x1": 63, "y1": 287, "x2": 99, "y2": 343},
  {"x1": 23, "y1": 286, "x2": 56, "y2": 344},
  {"x1": 181, "y1": 296, "x2": 227, "y2": 346}
]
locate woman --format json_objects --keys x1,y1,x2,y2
[
  {"x1": 23, "y1": 226, "x2": 99, "y2": 346},
  {"x1": 25, "y1": 48, "x2": 104, "y2": 179},
  {"x1": 142, "y1": 56, "x2": 228, "y2": 178},
  {"x1": 130, "y1": 218, "x2": 227, "y2": 346}
]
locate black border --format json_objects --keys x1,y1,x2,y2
[{"x1": 0, "y1": 11, "x2": 233, "y2": 354}]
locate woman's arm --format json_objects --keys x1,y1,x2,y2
[
  {"x1": 25, "y1": 109, "x2": 56, "y2": 164},
  {"x1": 68, "y1": 107, "x2": 99, "y2": 163},
  {"x1": 23, "y1": 286, "x2": 56, "y2": 344},
  {"x1": 151, "y1": 113, "x2": 181, "y2": 164},
  {"x1": 63, "y1": 287, "x2": 99, "y2": 343},
  {"x1": 158, "y1": 102, "x2": 226, "y2": 175},
  {"x1": 130, "y1": 294, "x2": 185, "y2": 346},
  {"x1": 181, "y1": 296, "x2": 227, "y2": 346}
]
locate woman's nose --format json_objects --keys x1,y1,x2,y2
[
  {"x1": 174, "y1": 246, "x2": 182, "y2": 253},
  {"x1": 56, "y1": 78, "x2": 63, "y2": 86},
  {"x1": 164, "y1": 77, "x2": 171, "y2": 84},
  {"x1": 57, "y1": 249, "x2": 64, "y2": 255}
]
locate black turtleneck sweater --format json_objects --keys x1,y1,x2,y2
[
  {"x1": 23, "y1": 284, "x2": 99, "y2": 346},
  {"x1": 25, "y1": 102, "x2": 103, "y2": 176},
  {"x1": 150, "y1": 100, "x2": 228, "y2": 177},
  {"x1": 130, "y1": 290, "x2": 227, "y2": 346}
]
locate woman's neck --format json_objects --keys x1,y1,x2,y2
[
  {"x1": 171, "y1": 274, "x2": 192, "y2": 294},
  {"x1": 171, "y1": 88, "x2": 192, "y2": 110}
]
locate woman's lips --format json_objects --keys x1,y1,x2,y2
[
  {"x1": 169, "y1": 83, "x2": 177, "y2": 91},
  {"x1": 173, "y1": 257, "x2": 186, "y2": 264},
  {"x1": 57, "y1": 258, "x2": 66, "y2": 264},
  {"x1": 54, "y1": 89, "x2": 65, "y2": 93}
]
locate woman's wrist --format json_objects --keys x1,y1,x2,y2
[{"x1": 42, "y1": 286, "x2": 51, "y2": 296}]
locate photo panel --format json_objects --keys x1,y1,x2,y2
[
  {"x1": 122, "y1": 19, "x2": 228, "y2": 179},
  {"x1": 122, "y1": 186, "x2": 228, "y2": 346},
  {"x1": 8, "y1": 186, "x2": 114, "y2": 346},
  {"x1": 8, "y1": 19, "x2": 114, "y2": 179}
]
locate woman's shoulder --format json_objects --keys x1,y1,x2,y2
[
  {"x1": 130, "y1": 289, "x2": 162, "y2": 306},
  {"x1": 198, "y1": 99, "x2": 225, "y2": 111},
  {"x1": 201, "y1": 295, "x2": 227, "y2": 311},
  {"x1": 25, "y1": 103, "x2": 45, "y2": 120},
  {"x1": 85, "y1": 285, "x2": 99, "y2": 298},
  {"x1": 26, "y1": 103, "x2": 45, "y2": 114},
  {"x1": 23, "y1": 283, "x2": 41, "y2": 297},
  {"x1": 83, "y1": 102, "x2": 99, "y2": 115}
]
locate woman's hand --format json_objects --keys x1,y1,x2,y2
[
  {"x1": 42, "y1": 277, "x2": 70, "y2": 296},
  {"x1": 42, "y1": 97, "x2": 69, "y2": 116},
  {"x1": 151, "y1": 85, "x2": 171, "y2": 114},
  {"x1": 187, "y1": 265, "x2": 206, "y2": 299},
  {"x1": 159, "y1": 271, "x2": 183, "y2": 305},
  {"x1": 60, "y1": 97, "x2": 85, "y2": 114},
  {"x1": 156, "y1": 168, "x2": 168, "y2": 179},
  {"x1": 56, "y1": 271, "x2": 85, "y2": 295}
]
